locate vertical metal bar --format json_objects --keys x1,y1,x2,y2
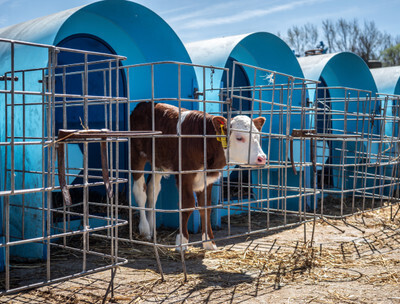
[
  {"x1": 10, "y1": 42, "x2": 15, "y2": 193},
  {"x1": 320, "y1": 86, "x2": 328, "y2": 216},
  {"x1": 395, "y1": 96, "x2": 400, "y2": 203},
  {"x1": 283, "y1": 77, "x2": 294, "y2": 225},
  {"x1": 176, "y1": 64, "x2": 187, "y2": 280},
  {"x1": 126, "y1": 67, "x2": 133, "y2": 242},
  {"x1": 41, "y1": 63, "x2": 46, "y2": 280},
  {"x1": 82, "y1": 53, "x2": 89, "y2": 272},
  {"x1": 3, "y1": 70, "x2": 8, "y2": 195},
  {"x1": 107, "y1": 59, "x2": 114, "y2": 275},
  {"x1": 202, "y1": 63, "x2": 209, "y2": 246},
  {"x1": 51, "y1": 50, "x2": 57, "y2": 190},
  {"x1": 245, "y1": 66, "x2": 258, "y2": 232},
  {"x1": 105, "y1": 62, "x2": 114, "y2": 268},
  {"x1": 257, "y1": 86, "x2": 262, "y2": 211},
  {"x1": 5, "y1": 197, "x2": 9, "y2": 291},
  {"x1": 114, "y1": 58, "x2": 120, "y2": 267},
  {"x1": 364, "y1": 92, "x2": 374, "y2": 210},
  {"x1": 339, "y1": 90, "x2": 349, "y2": 217},
  {"x1": 177, "y1": 66, "x2": 186, "y2": 253},
  {"x1": 3, "y1": 47, "x2": 11, "y2": 291},
  {"x1": 21, "y1": 71, "x2": 26, "y2": 240},
  {"x1": 394, "y1": 97, "x2": 400, "y2": 203},
  {"x1": 150, "y1": 64, "x2": 164, "y2": 279},
  {"x1": 351, "y1": 90, "x2": 361, "y2": 213},
  {"x1": 227, "y1": 64, "x2": 235, "y2": 236},
  {"x1": 376, "y1": 94, "x2": 384, "y2": 207},
  {"x1": 298, "y1": 82, "x2": 305, "y2": 221},
  {"x1": 375, "y1": 94, "x2": 386, "y2": 208},
  {"x1": 62, "y1": 66, "x2": 67, "y2": 246},
  {"x1": 239, "y1": 87, "x2": 243, "y2": 114},
  {"x1": 103, "y1": 68, "x2": 111, "y2": 239},
  {"x1": 110, "y1": 58, "x2": 117, "y2": 296},
  {"x1": 362, "y1": 92, "x2": 372, "y2": 211},
  {"x1": 266, "y1": 73, "x2": 276, "y2": 229},
  {"x1": 220, "y1": 65, "x2": 228, "y2": 225},
  {"x1": 311, "y1": 81, "x2": 318, "y2": 245},
  {"x1": 47, "y1": 47, "x2": 57, "y2": 281},
  {"x1": 278, "y1": 86, "x2": 284, "y2": 211},
  {"x1": 387, "y1": 96, "x2": 398, "y2": 205}
]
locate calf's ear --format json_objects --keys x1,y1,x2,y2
[
  {"x1": 212, "y1": 116, "x2": 228, "y2": 134},
  {"x1": 253, "y1": 117, "x2": 266, "y2": 131}
]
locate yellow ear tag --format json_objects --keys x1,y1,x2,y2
[{"x1": 217, "y1": 124, "x2": 227, "y2": 149}]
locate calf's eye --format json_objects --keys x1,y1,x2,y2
[{"x1": 236, "y1": 136, "x2": 244, "y2": 142}]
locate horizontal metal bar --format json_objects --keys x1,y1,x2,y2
[
  {"x1": 0, "y1": 244, "x2": 127, "y2": 295},
  {"x1": 0, "y1": 219, "x2": 127, "y2": 248}
]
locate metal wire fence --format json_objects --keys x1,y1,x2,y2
[
  {"x1": 0, "y1": 38, "x2": 128, "y2": 294},
  {"x1": 121, "y1": 60, "x2": 321, "y2": 279},
  {"x1": 0, "y1": 37, "x2": 399, "y2": 293},
  {"x1": 120, "y1": 60, "x2": 400, "y2": 279},
  {"x1": 314, "y1": 87, "x2": 400, "y2": 218}
]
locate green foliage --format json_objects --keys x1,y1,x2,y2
[{"x1": 381, "y1": 43, "x2": 400, "y2": 67}]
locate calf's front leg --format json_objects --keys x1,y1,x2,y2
[
  {"x1": 133, "y1": 175, "x2": 151, "y2": 239},
  {"x1": 146, "y1": 173, "x2": 162, "y2": 238}
]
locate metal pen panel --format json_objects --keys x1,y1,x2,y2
[{"x1": 0, "y1": 38, "x2": 127, "y2": 295}]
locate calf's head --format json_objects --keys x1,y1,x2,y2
[{"x1": 212, "y1": 115, "x2": 266, "y2": 165}]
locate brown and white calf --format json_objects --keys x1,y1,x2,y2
[{"x1": 130, "y1": 102, "x2": 266, "y2": 250}]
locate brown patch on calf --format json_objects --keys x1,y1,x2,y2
[
  {"x1": 130, "y1": 102, "x2": 227, "y2": 174},
  {"x1": 130, "y1": 102, "x2": 228, "y2": 248}
]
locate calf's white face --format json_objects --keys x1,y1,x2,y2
[
  {"x1": 212, "y1": 115, "x2": 266, "y2": 165},
  {"x1": 229, "y1": 115, "x2": 266, "y2": 165}
]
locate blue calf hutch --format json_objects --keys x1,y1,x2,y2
[
  {"x1": 371, "y1": 66, "x2": 400, "y2": 195},
  {"x1": 371, "y1": 66, "x2": 400, "y2": 95},
  {"x1": 0, "y1": 0, "x2": 198, "y2": 263},
  {"x1": 299, "y1": 52, "x2": 379, "y2": 195},
  {"x1": 186, "y1": 32, "x2": 315, "y2": 224}
]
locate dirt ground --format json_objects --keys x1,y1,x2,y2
[{"x1": 1, "y1": 205, "x2": 400, "y2": 304}]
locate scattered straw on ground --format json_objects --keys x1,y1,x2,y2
[{"x1": 1, "y1": 204, "x2": 399, "y2": 303}]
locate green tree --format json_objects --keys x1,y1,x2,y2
[{"x1": 381, "y1": 43, "x2": 400, "y2": 67}]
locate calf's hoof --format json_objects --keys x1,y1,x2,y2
[
  {"x1": 202, "y1": 241, "x2": 217, "y2": 250},
  {"x1": 139, "y1": 221, "x2": 151, "y2": 240},
  {"x1": 175, "y1": 234, "x2": 188, "y2": 252},
  {"x1": 202, "y1": 233, "x2": 217, "y2": 250}
]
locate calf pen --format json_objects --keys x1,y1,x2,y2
[
  {"x1": 0, "y1": 38, "x2": 399, "y2": 295},
  {"x1": 314, "y1": 88, "x2": 400, "y2": 219},
  {"x1": 122, "y1": 61, "x2": 400, "y2": 279},
  {"x1": 0, "y1": 39, "x2": 130, "y2": 294}
]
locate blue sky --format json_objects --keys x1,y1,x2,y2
[{"x1": 0, "y1": 0, "x2": 399, "y2": 43}]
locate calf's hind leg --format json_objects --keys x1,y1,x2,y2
[
  {"x1": 175, "y1": 177, "x2": 195, "y2": 252},
  {"x1": 197, "y1": 184, "x2": 217, "y2": 250}
]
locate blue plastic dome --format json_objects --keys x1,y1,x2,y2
[
  {"x1": 0, "y1": 0, "x2": 197, "y2": 260},
  {"x1": 299, "y1": 52, "x2": 379, "y2": 190},
  {"x1": 187, "y1": 32, "x2": 312, "y2": 212},
  {"x1": 371, "y1": 66, "x2": 400, "y2": 95}
]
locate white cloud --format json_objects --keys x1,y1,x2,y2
[
  {"x1": 167, "y1": 2, "x2": 240, "y2": 24},
  {"x1": 159, "y1": 4, "x2": 199, "y2": 17},
  {"x1": 179, "y1": 0, "x2": 325, "y2": 30}
]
